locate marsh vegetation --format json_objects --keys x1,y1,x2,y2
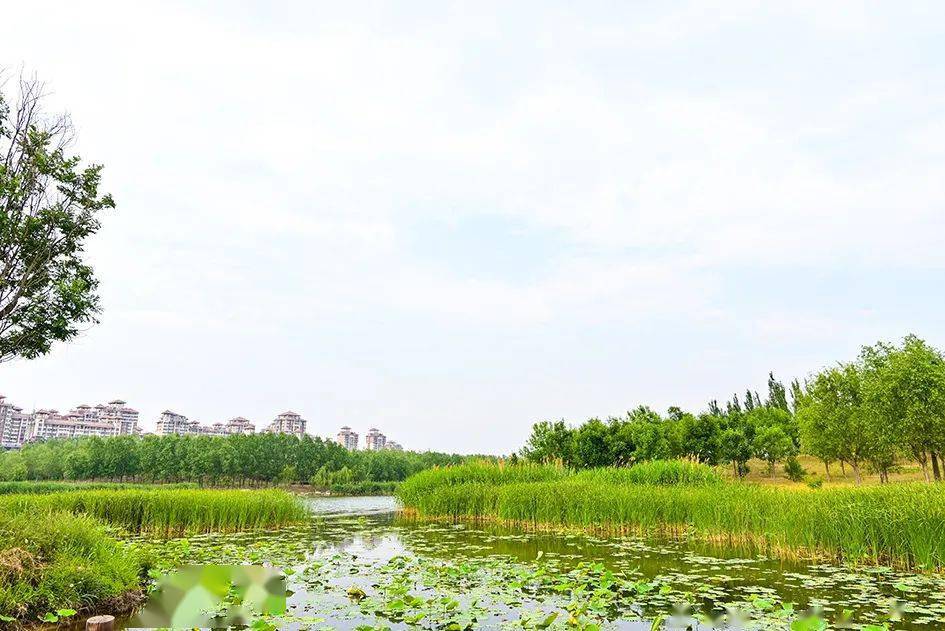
[{"x1": 398, "y1": 461, "x2": 945, "y2": 570}]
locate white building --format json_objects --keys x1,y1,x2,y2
[
  {"x1": 364, "y1": 427, "x2": 387, "y2": 451},
  {"x1": 0, "y1": 396, "x2": 29, "y2": 448},
  {"x1": 6, "y1": 398, "x2": 141, "y2": 444},
  {"x1": 223, "y1": 416, "x2": 256, "y2": 435},
  {"x1": 155, "y1": 410, "x2": 200, "y2": 436},
  {"x1": 336, "y1": 425, "x2": 359, "y2": 450},
  {"x1": 266, "y1": 411, "x2": 306, "y2": 437},
  {"x1": 98, "y1": 399, "x2": 140, "y2": 435}
]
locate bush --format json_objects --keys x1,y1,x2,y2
[{"x1": 784, "y1": 456, "x2": 807, "y2": 482}]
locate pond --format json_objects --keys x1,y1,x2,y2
[{"x1": 117, "y1": 496, "x2": 945, "y2": 629}]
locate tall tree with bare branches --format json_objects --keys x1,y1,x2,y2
[{"x1": 0, "y1": 75, "x2": 114, "y2": 362}]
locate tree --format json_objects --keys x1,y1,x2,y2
[
  {"x1": 800, "y1": 364, "x2": 871, "y2": 484},
  {"x1": 766, "y1": 372, "x2": 790, "y2": 412},
  {"x1": 746, "y1": 405, "x2": 798, "y2": 449},
  {"x1": 0, "y1": 76, "x2": 114, "y2": 363},
  {"x1": 860, "y1": 335, "x2": 945, "y2": 482},
  {"x1": 571, "y1": 418, "x2": 614, "y2": 468},
  {"x1": 752, "y1": 425, "x2": 795, "y2": 477},
  {"x1": 718, "y1": 428, "x2": 751, "y2": 478},
  {"x1": 520, "y1": 420, "x2": 574, "y2": 465}
]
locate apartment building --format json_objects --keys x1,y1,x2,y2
[
  {"x1": 364, "y1": 427, "x2": 387, "y2": 451},
  {"x1": 210, "y1": 416, "x2": 256, "y2": 436},
  {"x1": 0, "y1": 396, "x2": 141, "y2": 445},
  {"x1": 154, "y1": 410, "x2": 200, "y2": 436},
  {"x1": 265, "y1": 411, "x2": 306, "y2": 437},
  {"x1": 0, "y1": 396, "x2": 28, "y2": 448},
  {"x1": 336, "y1": 425, "x2": 359, "y2": 450}
]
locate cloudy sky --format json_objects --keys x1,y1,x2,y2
[{"x1": 1, "y1": 1, "x2": 943, "y2": 452}]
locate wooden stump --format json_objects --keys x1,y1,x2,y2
[{"x1": 86, "y1": 615, "x2": 115, "y2": 631}]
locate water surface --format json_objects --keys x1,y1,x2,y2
[{"x1": 120, "y1": 495, "x2": 945, "y2": 629}]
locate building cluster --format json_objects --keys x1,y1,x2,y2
[
  {"x1": 155, "y1": 410, "x2": 305, "y2": 438},
  {"x1": 334, "y1": 426, "x2": 402, "y2": 451},
  {"x1": 1, "y1": 396, "x2": 140, "y2": 448},
  {"x1": 0, "y1": 394, "x2": 405, "y2": 451}
]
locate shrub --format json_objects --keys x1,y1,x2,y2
[{"x1": 784, "y1": 457, "x2": 807, "y2": 482}]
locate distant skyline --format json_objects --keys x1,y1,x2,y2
[{"x1": 1, "y1": 1, "x2": 944, "y2": 454}]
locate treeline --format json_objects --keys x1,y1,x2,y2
[
  {"x1": 0, "y1": 432, "x2": 470, "y2": 488},
  {"x1": 521, "y1": 334, "x2": 945, "y2": 483}
]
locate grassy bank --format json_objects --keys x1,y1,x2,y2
[
  {"x1": 0, "y1": 511, "x2": 143, "y2": 623},
  {"x1": 0, "y1": 488, "x2": 306, "y2": 536},
  {"x1": 397, "y1": 461, "x2": 945, "y2": 570},
  {"x1": 0, "y1": 486, "x2": 308, "y2": 624}
]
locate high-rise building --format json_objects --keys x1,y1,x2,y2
[
  {"x1": 3, "y1": 398, "x2": 141, "y2": 444},
  {"x1": 156, "y1": 411, "x2": 255, "y2": 437},
  {"x1": 27, "y1": 409, "x2": 118, "y2": 441},
  {"x1": 364, "y1": 427, "x2": 386, "y2": 451},
  {"x1": 336, "y1": 426, "x2": 359, "y2": 450},
  {"x1": 0, "y1": 396, "x2": 28, "y2": 448},
  {"x1": 98, "y1": 399, "x2": 140, "y2": 435},
  {"x1": 265, "y1": 411, "x2": 306, "y2": 437},
  {"x1": 386, "y1": 440, "x2": 403, "y2": 452},
  {"x1": 220, "y1": 416, "x2": 256, "y2": 435},
  {"x1": 155, "y1": 410, "x2": 199, "y2": 435}
]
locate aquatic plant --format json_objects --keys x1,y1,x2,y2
[
  {"x1": 397, "y1": 462, "x2": 945, "y2": 570},
  {"x1": 0, "y1": 488, "x2": 306, "y2": 536}
]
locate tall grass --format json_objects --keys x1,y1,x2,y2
[
  {"x1": 0, "y1": 488, "x2": 307, "y2": 536},
  {"x1": 0, "y1": 511, "x2": 142, "y2": 621},
  {"x1": 397, "y1": 462, "x2": 945, "y2": 570},
  {"x1": 571, "y1": 460, "x2": 721, "y2": 486},
  {"x1": 0, "y1": 481, "x2": 197, "y2": 495}
]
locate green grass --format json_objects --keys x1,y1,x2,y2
[
  {"x1": 0, "y1": 488, "x2": 307, "y2": 536},
  {"x1": 0, "y1": 511, "x2": 143, "y2": 622},
  {"x1": 0, "y1": 481, "x2": 197, "y2": 495},
  {"x1": 397, "y1": 461, "x2": 945, "y2": 570},
  {"x1": 571, "y1": 460, "x2": 722, "y2": 486},
  {"x1": 0, "y1": 487, "x2": 308, "y2": 624}
]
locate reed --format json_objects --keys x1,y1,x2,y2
[
  {"x1": 0, "y1": 481, "x2": 197, "y2": 495},
  {"x1": 0, "y1": 488, "x2": 307, "y2": 536},
  {"x1": 397, "y1": 462, "x2": 945, "y2": 570}
]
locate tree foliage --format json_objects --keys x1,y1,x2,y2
[
  {"x1": 0, "y1": 76, "x2": 114, "y2": 362},
  {"x1": 0, "y1": 433, "x2": 469, "y2": 486}
]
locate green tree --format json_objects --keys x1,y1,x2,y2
[
  {"x1": 752, "y1": 425, "x2": 795, "y2": 477},
  {"x1": 0, "y1": 76, "x2": 114, "y2": 362},
  {"x1": 571, "y1": 418, "x2": 614, "y2": 468},
  {"x1": 799, "y1": 364, "x2": 871, "y2": 483},
  {"x1": 520, "y1": 420, "x2": 574, "y2": 465},
  {"x1": 766, "y1": 372, "x2": 790, "y2": 412},
  {"x1": 718, "y1": 428, "x2": 751, "y2": 478},
  {"x1": 860, "y1": 335, "x2": 945, "y2": 482}
]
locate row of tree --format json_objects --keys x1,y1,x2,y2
[
  {"x1": 521, "y1": 335, "x2": 945, "y2": 483},
  {"x1": 0, "y1": 432, "x2": 468, "y2": 486}
]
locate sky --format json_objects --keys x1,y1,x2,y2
[{"x1": 1, "y1": 1, "x2": 944, "y2": 453}]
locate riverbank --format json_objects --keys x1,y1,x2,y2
[
  {"x1": 0, "y1": 486, "x2": 307, "y2": 625},
  {"x1": 397, "y1": 461, "x2": 945, "y2": 570}
]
